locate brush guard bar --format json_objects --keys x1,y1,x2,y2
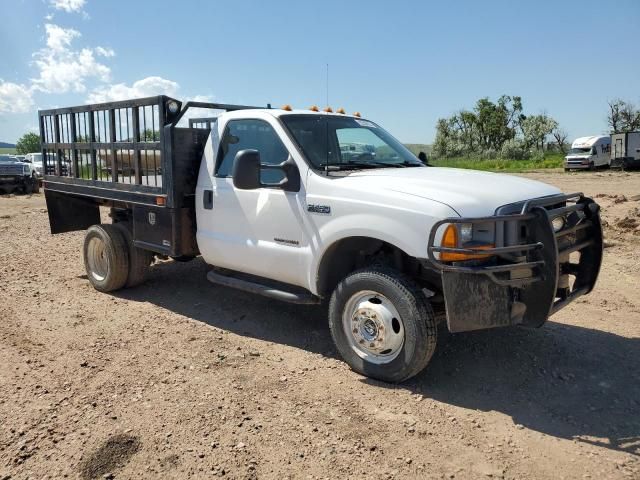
[{"x1": 426, "y1": 193, "x2": 603, "y2": 332}]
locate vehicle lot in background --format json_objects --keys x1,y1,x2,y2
[
  {"x1": 0, "y1": 154, "x2": 39, "y2": 194},
  {"x1": 0, "y1": 170, "x2": 638, "y2": 479}
]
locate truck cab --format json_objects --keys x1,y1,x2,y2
[
  {"x1": 40, "y1": 96, "x2": 604, "y2": 383},
  {"x1": 564, "y1": 135, "x2": 611, "y2": 171}
]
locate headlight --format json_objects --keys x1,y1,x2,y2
[
  {"x1": 459, "y1": 223, "x2": 473, "y2": 244},
  {"x1": 439, "y1": 223, "x2": 495, "y2": 262},
  {"x1": 551, "y1": 216, "x2": 565, "y2": 232},
  {"x1": 23, "y1": 165, "x2": 31, "y2": 174}
]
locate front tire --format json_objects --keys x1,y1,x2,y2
[
  {"x1": 328, "y1": 268, "x2": 437, "y2": 383},
  {"x1": 83, "y1": 224, "x2": 129, "y2": 292}
]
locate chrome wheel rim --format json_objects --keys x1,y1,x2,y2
[
  {"x1": 342, "y1": 290, "x2": 405, "y2": 364},
  {"x1": 87, "y1": 236, "x2": 108, "y2": 282}
]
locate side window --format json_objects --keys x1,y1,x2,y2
[{"x1": 216, "y1": 119, "x2": 288, "y2": 183}]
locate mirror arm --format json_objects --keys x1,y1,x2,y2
[{"x1": 258, "y1": 156, "x2": 299, "y2": 192}]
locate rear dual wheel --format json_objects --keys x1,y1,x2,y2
[
  {"x1": 83, "y1": 225, "x2": 129, "y2": 292},
  {"x1": 329, "y1": 268, "x2": 437, "y2": 383},
  {"x1": 83, "y1": 224, "x2": 153, "y2": 292}
]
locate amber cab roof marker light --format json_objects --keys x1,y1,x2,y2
[{"x1": 281, "y1": 104, "x2": 293, "y2": 111}]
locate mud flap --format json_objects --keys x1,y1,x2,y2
[
  {"x1": 45, "y1": 190, "x2": 100, "y2": 234},
  {"x1": 442, "y1": 271, "x2": 522, "y2": 333}
]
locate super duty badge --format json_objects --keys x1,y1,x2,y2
[{"x1": 307, "y1": 204, "x2": 331, "y2": 215}]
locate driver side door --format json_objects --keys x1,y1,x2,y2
[{"x1": 203, "y1": 118, "x2": 308, "y2": 287}]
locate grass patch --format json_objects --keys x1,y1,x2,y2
[
  {"x1": 0, "y1": 147, "x2": 17, "y2": 154},
  {"x1": 431, "y1": 153, "x2": 564, "y2": 172}
]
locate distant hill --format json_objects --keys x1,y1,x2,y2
[{"x1": 0, "y1": 142, "x2": 16, "y2": 148}]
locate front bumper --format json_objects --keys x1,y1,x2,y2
[
  {"x1": 564, "y1": 158, "x2": 592, "y2": 169},
  {"x1": 0, "y1": 174, "x2": 30, "y2": 185},
  {"x1": 426, "y1": 193, "x2": 603, "y2": 332}
]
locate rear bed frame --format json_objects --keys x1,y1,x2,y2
[{"x1": 40, "y1": 96, "x2": 263, "y2": 257}]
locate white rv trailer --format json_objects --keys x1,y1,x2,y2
[{"x1": 610, "y1": 131, "x2": 640, "y2": 170}]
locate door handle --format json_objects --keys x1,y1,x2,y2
[{"x1": 203, "y1": 190, "x2": 213, "y2": 209}]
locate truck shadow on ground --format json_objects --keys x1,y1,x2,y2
[
  {"x1": 377, "y1": 322, "x2": 640, "y2": 457},
  {"x1": 116, "y1": 258, "x2": 640, "y2": 458},
  {"x1": 114, "y1": 258, "x2": 333, "y2": 356}
]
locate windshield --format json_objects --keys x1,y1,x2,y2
[
  {"x1": 280, "y1": 115, "x2": 422, "y2": 170},
  {"x1": 0, "y1": 155, "x2": 15, "y2": 163},
  {"x1": 568, "y1": 147, "x2": 592, "y2": 155}
]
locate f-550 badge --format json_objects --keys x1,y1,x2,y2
[{"x1": 307, "y1": 204, "x2": 331, "y2": 215}]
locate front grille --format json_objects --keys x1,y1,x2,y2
[{"x1": 0, "y1": 165, "x2": 24, "y2": 176}]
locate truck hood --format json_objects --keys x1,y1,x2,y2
[{"x1": 343, "y1": 167, "x2": 562, "y2": 217}]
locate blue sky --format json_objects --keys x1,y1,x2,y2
[{"x1": 1, "y1": 0, "x2": 639, "y2": 144}]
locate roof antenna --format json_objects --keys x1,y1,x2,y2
[
  {"x1": 325, "y1": 63, "x2": 329, "y2": 108},
  {"x1": 325, "y1": 62, "x2": 330, "y2": 176}
]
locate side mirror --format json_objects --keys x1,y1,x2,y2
[
  {"x1": 232, "y1": 149, "x2": 301, "y2": 192},
  {"x1": 232, "y1": 149, "x2": 261, "y2": 190}
]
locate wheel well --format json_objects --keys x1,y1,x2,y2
[{"x1": 316, "y1": 237, "x2": 416, "y2": 297}]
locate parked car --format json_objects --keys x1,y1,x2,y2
[
  {"x1": 564, "y1": 136, "x2": 611, "y2": 171},
  {"x1": 0, "y1": 155, "x2": 40, "y2": 194},
  {"x1": 24, "y1": 153, "x2": 46, "y2": 178},
  {"x1": 41, "y1": 96, "x2": 603, "y2": 383}
]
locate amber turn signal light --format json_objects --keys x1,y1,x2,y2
[{"x1": 439, "y1": 224, "x2": 494, "y2": 262}]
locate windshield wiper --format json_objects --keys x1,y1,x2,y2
[
  {"x1": 321, "y1": 162, "x2": 388, "y2": 171},
  {"x1": 321, "y1": 161, "x2": 421, "y2": 170}
]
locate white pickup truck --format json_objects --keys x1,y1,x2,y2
[{"x1": 40, "y1": 96, "x2": 603, "y2": 382}]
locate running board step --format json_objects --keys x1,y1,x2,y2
[{"x1": 206, "y1": 270, "x2": 320, "y2": 305}]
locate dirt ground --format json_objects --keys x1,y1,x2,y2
[{"x1": 1, "y1": 170, "x2": 639, "y2": 479}]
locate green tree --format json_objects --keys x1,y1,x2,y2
[
  {"x1": 521, "y1": 113, "x2": 558, "y2": 151},
  {"x1": 15, "y1": 132, "x2": 40, "y2": 154},
  {"x1": 607, "y1": 99, "x2": 640, "y2": 133},
  {"x1": 142, "y1": 129, "x2": 160, "y2": 141}
]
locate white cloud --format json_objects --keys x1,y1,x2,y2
[
  {"x1": 87, "y1": 76, "x2": 180, "y2": 103},
  {"x1": 0, "y1": 81, "x2": 34, "y2": 114},
  {"x1": 31, "y1": 23, "x2": 111, "y2": 94},
  {"x1": 44, "y1": 23, "x2": 79, "y2": 52},
  {"x1": 179, "y1": 94, "x2": 218, "y2": 122},
  {"x1": 95, "y1": 46, "x2": 115, "y2": 57},
  {"x1": 50, "y1": 0, "x2": 86, "y2": 13}
]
